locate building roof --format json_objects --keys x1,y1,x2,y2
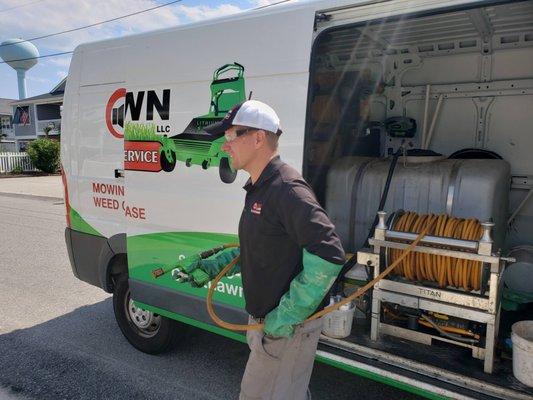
[
  {"x1": 0, "y1": 98, "x2": 16, "y2": 115},
  {"x1": 50, "y1": 78, "x2": 66, "y2": 95},
  {"x1": 10, "y1": 91, "x2": 63, "y2": 105},
  {"x1": 10, "y1": 77, "x2": 66, "y2": 106}
]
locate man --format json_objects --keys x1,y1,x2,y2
[{"x1": 182, "y1": 100, "x2": 345, "y2": 400}]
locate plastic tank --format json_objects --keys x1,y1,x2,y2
[{"x1": 325, "y1": 156, "x2": 511, "y2": 252}]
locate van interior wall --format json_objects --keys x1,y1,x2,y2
[{"x1": 306, "y1": 0, "x2": 533, "y2": 251}]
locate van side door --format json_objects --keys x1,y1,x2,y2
[{"x1": 123, "y1": 6, "x2": 316, "y2": 328}]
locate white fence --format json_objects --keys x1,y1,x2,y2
[{"x1": 0, "y1": 152, "x2": 36, "y2": 173}]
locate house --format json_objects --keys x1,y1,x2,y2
[
  {"x1": 10, "y1": 78, "x2": 65, "y2": 152},
  {"x1": 0, "y1": 98, "x2": 16, "y2": 151}
]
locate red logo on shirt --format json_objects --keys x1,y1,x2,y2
[{"x1": 251, "y1": 202, "x2": 262, "y2": 215}]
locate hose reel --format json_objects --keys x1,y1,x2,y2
[
  {"x1": 384, "y1": 210, "x2": 488, "y2": 292},
  {"x1": 358, "y1": 209, "x2": 514, "y2": 374}
]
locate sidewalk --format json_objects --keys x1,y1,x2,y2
[{"x1": 0, "y1": 175, "x2": 63, "y2": 200}]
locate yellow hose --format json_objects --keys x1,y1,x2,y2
[
  {"x1": 418, "y1": 319, "x2": 480, "y2": 340},
  {"x1": 206, "y1": 215, "x2": 438, "y2": 332},
  {"x1": 389, "y1": 213, "x2": 483, "y2": 291}
]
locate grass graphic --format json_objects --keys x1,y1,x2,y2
[{"x1": 124, "y1": 122, "x2": 160, "y2": 141}]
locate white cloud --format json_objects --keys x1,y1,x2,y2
[
  {"x1": 26, "y1": 75, "x2": 51, "y2": 84},
  {"x1": 0, "y1": 0, "x2": 249, "y2": 98},
  {"x1": 0, "y1": 0, "x2": 249, "y2": 94},
  {"x1": 0, "y1": 1, "x2": 246, "y2": 54},
  {"x1": 45, "y1": 56, "x2": 71, "y2": 69},
  {"x1": 0, "y1": 0, "x2": 183, "y2": 52},
  {"x1": 56, "y1": 70, "x2": 68, "y2": 79},
  {"x1": 177, "y1": 4, "x2": 243, "y2": 22},
  {"x1": 251, "y1": 0, "x2": 275, "y2": 6},
  {"x1": 249, "y1": 0, "x2": 281, "y2": 6}
]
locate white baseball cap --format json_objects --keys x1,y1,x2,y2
[{"x1": 205, "y1": 100, "x2": 282, "y2": 136}]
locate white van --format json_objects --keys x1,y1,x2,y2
[{"x1": 61, "y1": 0, "x2": 533, "y2": 398}]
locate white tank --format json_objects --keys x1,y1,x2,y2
[{"x1": 325, "y1": 156, "x2": 511, "y2": 252}]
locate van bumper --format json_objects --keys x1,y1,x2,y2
[{"x1": 65, "y1": 227, "x2": 115, "y2": 291}]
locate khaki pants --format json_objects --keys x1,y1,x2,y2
[{"x1": 239, "y1": 317, "x2": 323, "y2": 400}]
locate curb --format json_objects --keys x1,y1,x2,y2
[{"x1": 0, "y1": 192, "x2": 63, "y2": 202}]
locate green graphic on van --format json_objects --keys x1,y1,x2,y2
[
  {"x1": 123, "y1": 63, "x2": 246, "y2": 183},
  {"x1": 70, "y1": 207, "x2": 102, "y2": 237},
  {"x1": 127, "y1": 231, "x2": 244, "y2": 309}
]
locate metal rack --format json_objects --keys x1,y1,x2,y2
[{"x1": 357, "y1": 211, "x2": 514, "y2": 373}]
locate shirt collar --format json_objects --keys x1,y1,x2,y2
[{"x1": 243, "y1": 155, "x2": 282, "y2": 192}]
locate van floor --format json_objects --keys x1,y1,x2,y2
[{"x1": 320, "y1": 319, "x2": 533, "y2": 397}]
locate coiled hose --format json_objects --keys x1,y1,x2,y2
[{"x1": 389, "y1": 212, "x2": 483, "y2": 291}]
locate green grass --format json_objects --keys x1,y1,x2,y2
[{"x1": 124, "y1": 122, "x2": 160, "y2": 141}]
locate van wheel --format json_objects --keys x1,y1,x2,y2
[
  {"x1": 160, "y1": 150, "x2": 176, "y2": 172},
  {"x1": 219, "y1": 157, "x2": 237, "y2": 184},
  {"x1": 113, "y1": 274, "x2": 185, "y2": 354}
]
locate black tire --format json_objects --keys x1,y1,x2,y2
[
  {"x1": 112, "y1": 274, "x2": 186, "y2": 354},
  {"x1": 219, "y1": 157, "x2": 237, "y2": 184},
  {"x1": 160, "y1": 150, "x2": 176, "y2": 172}
]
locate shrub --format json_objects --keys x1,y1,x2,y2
[
  {"x1": 11, "y1": 165, "x2": 24, "y2": 174},
  {"x1": 27, "y1": 139, "x2": 60, "y2": 173}
]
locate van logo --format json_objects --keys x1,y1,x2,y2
[
  {"x1": 124, "y1": 141, "x2": 162, "y2": 172},
  {"x1": 105, "y1": 88, "x2": 171, "y2": 139}
]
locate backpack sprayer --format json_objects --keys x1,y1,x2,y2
[{"x1": 151, "y1": 219, "x2": 434, "y2": 332}]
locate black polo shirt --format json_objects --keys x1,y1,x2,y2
[{"x1": 238, "y1": 156, "x2": 345, "y2": 318}]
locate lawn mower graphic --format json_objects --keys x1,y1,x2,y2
[
  {"x1": 123, "y1": 63, "x2": 246, "y2": 183},
  {"x1": 171, "y1": 62, "x2": 247, "y2": 183}
]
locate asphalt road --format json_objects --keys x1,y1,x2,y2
[{"x1": 0, "y1": 194, "x2": 422, "y2": 400}]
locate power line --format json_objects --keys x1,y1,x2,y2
[
  {"x1": 0, "y1": 51, "x2": 72, "y2": 64},
  {"x1": 0, "y1": 0, "x2": 46, "y2": 13},
  {"x1": 0, "y1": 0, "x2": 183, "y2": 48}
]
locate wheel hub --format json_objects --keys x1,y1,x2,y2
[{"x1": 126, "y1": 295, "x2": 161, "y2": 336}]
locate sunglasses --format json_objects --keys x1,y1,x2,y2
[{"x1": 224, "y1": 128, "x2": 258, "y2": 143}]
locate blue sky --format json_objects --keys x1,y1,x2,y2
[{"x1": 0, "y1": 0, "x2": 290, "y2": 100}]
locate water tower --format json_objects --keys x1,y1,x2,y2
[{"x1": 0, "y1": 39, "x2": 39, "y2": 99}]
